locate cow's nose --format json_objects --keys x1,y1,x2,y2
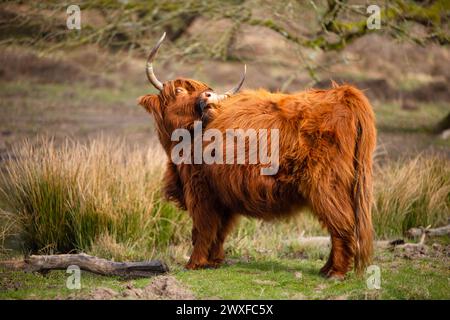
[{"x1": 201, "y1": 91, "x2": 212, "y2": 99}]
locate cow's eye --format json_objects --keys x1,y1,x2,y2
[{"x1": 175, "y1": 87, "x2": 186, "y2": 95}]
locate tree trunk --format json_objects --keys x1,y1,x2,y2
[{"x1": 0, "y1": 253, "x2": 168, "y2": 278}]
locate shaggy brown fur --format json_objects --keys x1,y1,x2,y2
[{"x1": 139, "y1": 80, "x2": 376, "y2": 279}]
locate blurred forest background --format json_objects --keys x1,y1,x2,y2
[{"x1": 0, "y1": 0, "x2": 449, "y2": 299}]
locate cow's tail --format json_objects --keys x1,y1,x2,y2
[{"x1": 340, "y1": 85, "x2": 376, "y2": 274}]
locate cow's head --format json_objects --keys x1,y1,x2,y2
[{"x1": 138, "y1": 33, "x2": 245, "y2": 151}]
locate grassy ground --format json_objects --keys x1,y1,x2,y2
[
  {"x1": 1, "y1": 242, "x2": 449, "y2": 300},
  {"x1": 175, "y1": 252, "x2": 449, "y2": 300},
  {"x1": 0, "y1": 80, "x2": 154, "y2": 156},
  {"x1": 375, "y1": 102, "x2": 450, "y2": 134},
  {"x1": 0, "y1": 266, "x2": 125, "y2": 300}
]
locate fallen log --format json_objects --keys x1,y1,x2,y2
[
  {"x1": 388, "y1": 224, "x2": 450, "y2": 255},
  {"x1": 407, "y1": 224, "x2": 450, "y2": 238},
  {"x1": 390, "y1": 227, "x2": 428, "y2": 248},
  {"x1": 0, "y1": 253, "x2": 169, "y2": 278}
]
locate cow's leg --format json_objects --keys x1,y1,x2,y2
[
  {"x1": 310, "y1": 187, "x2": 356, "y2": 279},
  {"x1": 182, "y1": 173, "x2": 223, "y2": 270},
  {"x1": 325, "y1": 230, "x2": 355, "y2": 279},
  {"x1": 319, "y1": 250, "x2": 333, "y2": 276},
  {"x1": 319, "y1": 235, "x2": 352, "y2": 277},
  {"x1": 185, "y1": 209, "x2": 221, "y2": 270},
  {"x1": 208, "y1": 213, "x2": 238, "y2": 266},
  {"x1": 320, "y1": 232, "x2": 354, "y2": 279}
]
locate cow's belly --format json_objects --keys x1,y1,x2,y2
[{"x1": 206, "y1": 163, "x2": 306, "y2": 219}]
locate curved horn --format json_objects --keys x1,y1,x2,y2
[
  {"x1": 146, "y1": 32, "x2": 166, "y2": 91},
  {"x1": 225, "y1": 64, "x2": 246, "y2": 96},
  {"x1": 209, "y1": 65, "x2": 246, "y2": 103}
]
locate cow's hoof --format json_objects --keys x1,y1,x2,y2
[
  {"x1": 207, "y1": 260, "x2": 223, "y2": 268},
  {"x1": 325, "y1": 271, "x2": 346, "y2": 281},
  {"x1": 185, "y1": 262, "x2": 204, "y2": 270},
  {"x1": 319, "y1": 265, "x2": 331, "y2": 277},
  {"x1": 185, "y1": 261, "x2": 219, "y2": 270}
]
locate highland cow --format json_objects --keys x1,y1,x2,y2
[{"x1": 138, "y1": 33, "x2": 376, "y2": 279}]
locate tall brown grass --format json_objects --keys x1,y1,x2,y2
[
  {"x1": 0, "y1": 138, "x2": 190, "y2": 259},
  {"x1": 0, "y1": 210, "x2": 16, "y2": 253},
  {"x1": 0, "y1": 138, "x2": 448, "y2": 261},
  {"x1": 372, "y1": 156, "x2": 450, "y2": 238}
]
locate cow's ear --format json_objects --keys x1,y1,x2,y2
[{"x1": 138, "y1": 94, "x2": 160, "y2": 113}]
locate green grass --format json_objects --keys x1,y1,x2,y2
[
  {"x1": 176, "y1": 257, "x2": 449, "y2": 300},
  {"x1": 0, "y1": 79, "x2": 148, "y2": 104},
  {"x1": 0, "y1": 80, "x2": 149, "y2": 126},
  {"x1": 0, "y1": 267, "x2": 125, "y2": 300},
  {"x1": 374, "y1": 102, "x2": 450, "y2": 133},
  {"x1": 378, "y1": 259, "x2": 450, "y2": 300},
  {"x1": 0, "y1": 80, "x2": 155, "y2": 150},
  {"x1": 173, "y1": 246, "x2": 450, "y2": 300},
  {"x1": 1, "y1": 248, "x2": 448, "y2": 300},
  {"x1": 176, "y1": 259, "x2": 337, "y2": 300}
]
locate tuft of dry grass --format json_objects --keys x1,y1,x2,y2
[
  {"x1": 0, "y1": 138, "x2": 190, "y2": 259},
  {"x1": 373, "y1": 156, "x2": 450, "y2": 238},
  {"x1": 0, "y1": 138, "x2": 448, "y2": 262},
  {"x1": 0, "y1": 210, "x2": 16, "y2": 253}
]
